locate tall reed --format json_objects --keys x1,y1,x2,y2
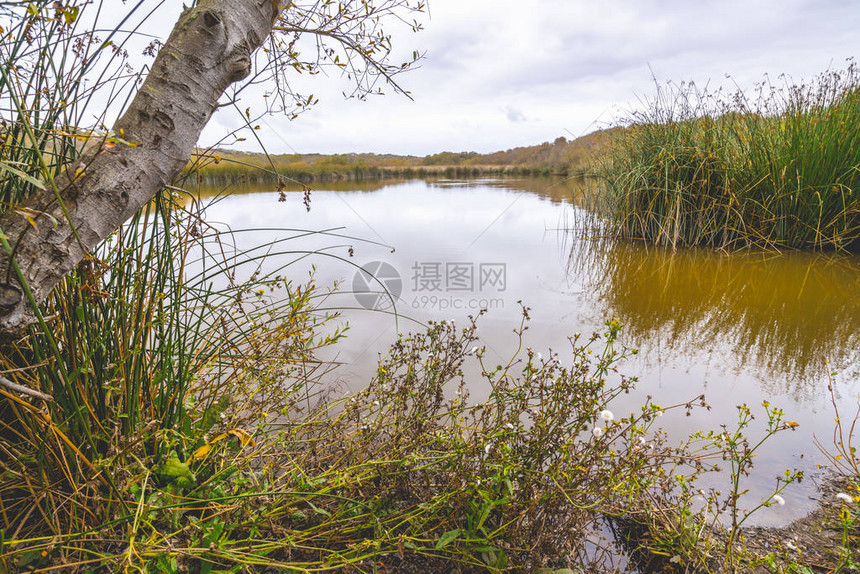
[
  {"x1": 0, "y1": 4, "x2": 845, "y2": 572},
  {"x1": 0, "y1": 191, "x2": 345, "y2": 547},
  {"x1": 0, "y1": 1, "x2": 147, "y2": 210},
  {"x1": 597, "y1": 62, "x2": 860, "y2": 250}
]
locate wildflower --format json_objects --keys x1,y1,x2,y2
[
  {"x1": 600, "y1": 409, "x2": 614, "y2": 422},
  {"x1": 592, "y1": 427, "x2": 603, "y2": 438},
  {"x1": 484, "y1": 442, "x2": 493, "y2": 454},
  {"x1": 772, "y1": 494, "x2": 786, "y2": 506},
  {"x1": 836, "y1": 492, "x2": 854, "y2": 503},
  {"x1": 504, "y1": 422, "x2": 515, "y2": 430},
  {"x1": 372, "y1": 400, "x2": 380, "y2": 407},
  {"x1": 536, "y1": 352, "x2": 542, "y2": 361},
  {"x1": 785, "y1": 540, "x2": 798, "y2": 551},
  {"x1": 467, "y1": 346, "x2": 478, "y2": 355}
]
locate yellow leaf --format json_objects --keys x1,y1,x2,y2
[
  {"x1": 210, "y1": 432, "x2": 229, "y2": 444},
  {"x1": 189, "y1": 429, "x2": 256, "y2": 464},
  {"x1": 228, "y1": 428, "x2": 256, "y2": 447},
  {"x1": 191, "y1": 443, "x2": 213, "y2": 462}
]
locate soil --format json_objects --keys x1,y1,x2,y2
[{"x1": 738, "y1": 473, "x2": 860, "y2": 572}]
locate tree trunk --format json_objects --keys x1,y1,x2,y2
[{"x1": 0, "y1": 0, "x2": 279, "y2": 336}]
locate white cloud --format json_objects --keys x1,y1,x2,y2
[
  {"x1": 92, "y1": 0, "x2": 860, "y2": 155},
  {"x1": 505, "y1": 107, "x2": 527, "y2": 123}
]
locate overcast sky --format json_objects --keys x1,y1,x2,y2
[{"x1": 157, "y1": 1, "x2": 860, "y2": 155}]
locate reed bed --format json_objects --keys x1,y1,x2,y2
[
  {"x1": 597, "y1": 62, "x2": 860, "y2": 250},
  {"x1": 188, "y1": 152, "x2": 542, "y2": 185}
]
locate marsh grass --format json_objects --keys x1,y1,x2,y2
[
  {"x1": 0, "y1": 1, "x2": 147, "y2": 212},
  {"x1": 0, "y1": 265, "x2": 711, "y2": 572},
  {"x1": 0, "y1": 191, "x2": 347, "y2": 568},
  {"x1": 0, "y1": 4, "x2": 847, "y2": 572},
  {"x1": 187, "y1": 151, "x2": 543, "y2": 186},
  {"x1": 597, "y1": 61, "x2": 860, "y2": 250}
]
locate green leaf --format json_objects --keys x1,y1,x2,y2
[
  {"x1": 156, "y1": 457, "x2": 194, "y2": 479},
  {"x1": 0, "y1": 160, "x2": 45, "y2": 190},
  {"x1": 306, "y1": 500, "x2": 331, "y2": 517},
  {"x1": 435, "y1": 528, "x2": 461, "y2": 549},
  {"x1": 202, "y1": 519, "x2": 225, "y2": 547},
  {"x1": 63, "y1": 6, "x2": 79, "y2": 25}
]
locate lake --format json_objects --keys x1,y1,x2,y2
[{"x1": 197, "y1": 176, "x2": 860, "y2": 526}]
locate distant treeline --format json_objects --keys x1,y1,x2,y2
[{"x1": 187, "y1": 128, "x2": 619, "y2": 184}]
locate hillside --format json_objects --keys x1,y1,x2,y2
[{"x1": 187, "y1": 128, "x2": 620, "y2": 184}]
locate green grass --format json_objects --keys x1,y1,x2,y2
[
  {"x1": 0, "y1": 6, "x2": 857, "y2": 571},
  {"x1": 596, "y1": 62, "x2": 860, "y2": 250}
]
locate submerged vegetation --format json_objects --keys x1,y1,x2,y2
[{"x1": 596, "y1": 62, "x2": 860, "y2": 251}]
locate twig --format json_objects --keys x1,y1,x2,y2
[{"x1": 0, "y1": 375, "x2": 53, "y2": 402}]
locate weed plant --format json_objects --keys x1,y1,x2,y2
[
  {"x1": 0, "y1": 271, "x2": 809, "y2": 573},
  {"x1": 0, "y1": 4, "x2": 848, "y2": 572},
  {"x1": 0, "y1": 264, "x2": 705, "y2": 572},
  {"x1": 597, "y1": 61, "x2": 860, "y2": 250}
]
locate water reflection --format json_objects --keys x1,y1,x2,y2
[
  {"x1": 191, "y1": 175, "x2": 583, "y2": 204},
  {"x1": 188, "y1": 175, "x2": 860, "y2": 524},
  {"x1": 569, "y1": 238, "x2": 860, "y2": 399},
  {"x1": 192, "y1": 176, "x2": 860, "y2": 401}
]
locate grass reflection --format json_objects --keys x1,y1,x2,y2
[{"x1": 570, "y1": 239, "x2": 860, "y2": 394}]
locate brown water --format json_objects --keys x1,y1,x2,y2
[{"x1": 195, "y1": 176, "x2": 860, "y2": 526}]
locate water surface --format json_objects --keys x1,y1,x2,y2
[{"x1": 196, "y1": 176, "x2": 860, "y2": 525}]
